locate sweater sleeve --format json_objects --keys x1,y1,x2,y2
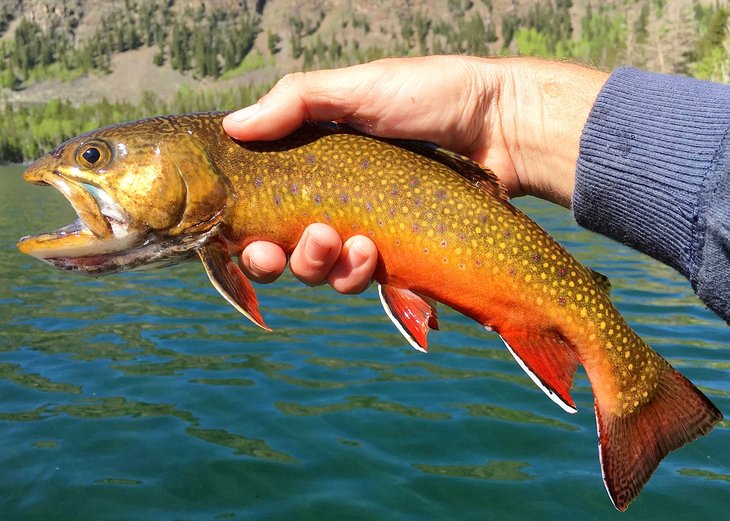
[{"x1": 573, "y1": 68, "x2": 730, "y2": 324}]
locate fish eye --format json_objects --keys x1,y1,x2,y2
[
  {"x1": 82, "y1": 147, "x2": 101, "y2": 164},
  {"x1": 75, "y1": 140, "x2": 112, "y2": 170}
]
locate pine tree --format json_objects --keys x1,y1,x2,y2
[{"x1": 267, "y1": 29, "x2": 281, "y2": 55}]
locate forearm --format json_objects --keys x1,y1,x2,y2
[{"x1": 573, "y1": 68, "x2": 730, "y2": 323}]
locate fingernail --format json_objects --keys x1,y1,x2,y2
[
  {"x1": 303, "y1": 232, "x2": 330, "y2": 262},
  {"x1": 248, "y1": 257, "x2": 267, "y2": 277},
  {"x1": 349, "y1": 238, "x2": 369, "y2": 268},
  {"x1": 227, "y1": 103, "x2": 261, "y2": 122}
]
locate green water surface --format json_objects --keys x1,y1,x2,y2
[{"x1": 0, "y1": 164, "x2": 728, "y2": 520}]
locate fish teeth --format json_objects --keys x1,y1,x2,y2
[{"x1": 54, "y1": 218, "x2": 85, "y2": 236}]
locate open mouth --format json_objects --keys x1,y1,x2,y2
[
  {"x1": 17, "y1": 173, "x2": 218, "y2": 275},
  {"x1": 17, "y1": 173, "x2": 143, "y2": 272}
]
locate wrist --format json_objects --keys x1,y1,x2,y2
[{"x1": 493, "y1": 58, "x2": 608, "y2": 207}]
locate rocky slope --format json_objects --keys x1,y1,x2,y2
[{"x1": 0, "y1": 0, "x2": 719, "y2": 107}]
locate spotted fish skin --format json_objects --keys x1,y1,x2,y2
[{"x1": 16, "y1": 112, "x2": 722, "y2": 511}]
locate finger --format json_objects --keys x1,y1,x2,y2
[
  {"x1": 327, "y1": 235, "x2": 378, "y2": 295},
  {"x1": 222, "y1": 64, "x2": 385, "y2": 141},
  {"x1": 238, "y1": 241, "x2": 287, "y2": 284},
  {"x1": 289, "y1": 223, "x2": 342, "y2": 286}
]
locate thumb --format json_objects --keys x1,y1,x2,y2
[{"x1": 223, "y1": 66, "x2": 382, "y2": 141}]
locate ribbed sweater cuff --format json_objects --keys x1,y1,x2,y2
[{"x1": 573, "y1": 68, "x2": 730, "y2": 288}]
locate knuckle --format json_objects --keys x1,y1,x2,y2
[{"x1": 277, "y1": 71, "x2": 306, "y2": 90}]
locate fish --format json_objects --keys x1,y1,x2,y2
[{"x1": 16, "y1": 111, "x2": 722, "y2": 510}]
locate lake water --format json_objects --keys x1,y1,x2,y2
[{"x1": 1, "y1": 163, "x2": 728, "y2": 520}]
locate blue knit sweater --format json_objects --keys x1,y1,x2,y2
[{"x1": 573, "y1": 68, "x2": 730, "y2": 324}]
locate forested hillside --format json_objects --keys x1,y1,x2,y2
[{"x1": 0, "y1": 0, "x2": 728, "y2": 161}]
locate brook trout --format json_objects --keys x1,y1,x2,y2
[{"x1": 16, "y1": 112, "x2": 722, "y2": 510}]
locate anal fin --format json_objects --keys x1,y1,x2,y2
[
  {"x1": 499, "y1": 330, "x2": 579, "y2": 414},
  {"x1": 378, "y1": 284, "x2": 438, "y2": 353},
  {"x1": 198, "y1": 241, "x2": 271, "y2": 331}
]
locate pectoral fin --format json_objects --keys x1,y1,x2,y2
[
  {"x1": 378, "y1": 284, "x2": 438, "y2": 352},
  {"x1": 198, "y1": 241, "x2": 271, "y2": 331},
  {"x1": 498, "y1": 330, "x2": 578, "y2": 414}
]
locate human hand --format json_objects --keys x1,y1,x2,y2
[{"x1": 223, "y1": 55, "x2": 608, "y2": 291}]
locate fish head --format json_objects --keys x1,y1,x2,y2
[{"x1": 17, "y1": 117, "x2": 230, "y2": 275}]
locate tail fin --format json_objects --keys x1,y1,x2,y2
[{"x1": 596, "y1": 365, "x2": 722, "y2": 511}]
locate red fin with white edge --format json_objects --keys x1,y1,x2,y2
[
  {"x1": 596, "y1": 365, "x2": 722, "y2": 511},
  {"x1": 378, "y1": 284, "x2": 438, "y2": 352},
  {"x1": 198, "y1": 241, "x2": 271, "y2": 331},
  {"x1": 498, "y1": 330, "x2": 579, "y2": 414}
]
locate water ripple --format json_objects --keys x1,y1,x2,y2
[{"x1": 2, "y1": 166, "x2": 728, "y2": 519}]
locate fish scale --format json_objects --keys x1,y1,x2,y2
[
  {"x1": 16, "y1": 111, "x2": 722, "y2": 511},
  {"x1": 228, "y1": 128, "x2": 661, "y2": 416}
]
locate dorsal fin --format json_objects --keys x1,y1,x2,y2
[{"x1": 401, "y1": 141, "x2": 511, "y2": 203}]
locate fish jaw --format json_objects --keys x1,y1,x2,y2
[
  {"x1": 17, "y1": 158, "x2": 216, "y2": 275},
  {"x1": 17, "y1": 218, "x2": 141, "y2": 274},
  {"x1": 17, "y1": 216, "x2": 217, "y2": 275}
]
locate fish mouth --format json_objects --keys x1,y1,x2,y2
[
  {"x1": 24, "y1": 170, "x2": 131, "y2": 236},
  {"x1": 16, "y1": 171, "x2": 146, "y2": 274},
  {"x1": 16, "y1": 170, "x2": 211, "y2": 274}
]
